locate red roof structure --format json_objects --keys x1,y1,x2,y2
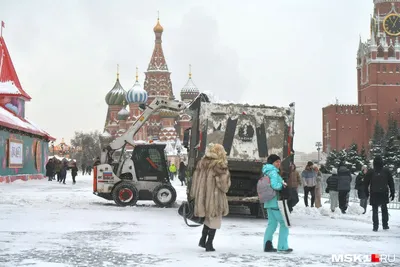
[
  {"x1": 0, "y1": 36, "x2": 31, "y2": 100},
  {"x1": 0, "y1": 35, "x2": 54, "y2": 141}
]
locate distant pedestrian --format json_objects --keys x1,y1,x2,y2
[
  {"x1": 364, "y1": 156, "x2": 395, "y2": 231},
  {"x1": 301, "y1": 162, "x2": 317, "y2": 207},
  {"x1": 46, "y1": 158, "x2": 55, "y2": 181},
  {"x1": 179, "y1": 161, "x2": 187, "y2": 186},
  {"x1": 81, "y1": 163, "x2": 86, "y2": 175},
  {"x1": 337, "y1": 162, "x2": 352, "y2": 214},
  {"x1": 314, "y1": 166, "x2": 323, "y2": 208},
  {"x1": 287, "y1": 163, "x2": 301, "y2": 213},
  {"x1": 169, "y1": 163, "x2": 177, "y2": 181},
  {"x1": 355, "y1": 165, "x2": 368, "y2": 214},
  {"x1": 326, "y1": 168, "x2": 339, "y2": 212},
  {"x1": 60, "y1": 161, "x2": 68, "y2": 184},
  {"x1": 71, "y1": 162, "x2": 78, "y2": 184}
]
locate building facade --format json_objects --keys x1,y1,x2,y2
[
  {"x1": 0, "y1": 34, "x2": 55, "y2": 183},
  {"x1": 323, "y1": 0, "x2": 400, "y2": 152},
  {"x1": 104, "y1": 18, "x2": 199, "y2": 142}
]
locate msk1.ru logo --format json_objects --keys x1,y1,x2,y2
[{"x1": 331, "y1": 254, "x2": 396, "y2": 263}]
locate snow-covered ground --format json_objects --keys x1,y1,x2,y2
[{"x1": 0, "y1": 175, "x2": 399, "y2": 267}]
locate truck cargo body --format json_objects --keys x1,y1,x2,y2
[{"x1": 183, "y1": 94, "x2": 295, "y2": 217}]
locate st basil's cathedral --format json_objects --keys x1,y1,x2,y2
[{"x1": 103, "y1": 17, "x2": 200, "y2": 142}]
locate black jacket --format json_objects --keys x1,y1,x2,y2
[
  {"x1": 355, "y1": 172, "x2": 367, "y2": 199},
  {"x1": 337, "y1": 166, "x2": 352, "y2": 191},
  {"x1": 364, "y1": 167, "x2": 395, "y2": 205},
  {"x1": 326, "y1": 174, "x2": 339, "y2": 191}
]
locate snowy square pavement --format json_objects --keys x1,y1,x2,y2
[{"x1": 0, "y1": 175, "x2": 399, "y2": 267}]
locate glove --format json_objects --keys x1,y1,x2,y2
[
  {"x1": 325, "y1": 188, "x2": 329, "y2": 194},
  {"x1": 390, "y1": 192, "x2": 395, "y2": 201}
]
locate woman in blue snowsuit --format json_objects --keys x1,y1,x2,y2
[{"x1": 262, "y1": 154, "x2": 292, "y2": 253}]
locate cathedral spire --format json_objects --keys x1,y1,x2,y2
[
  {"x1": 117, "y1": 64, "x2": 120, "y2": 80},
  {"x1": 144, "y1": 18, "x2": 174, "y2": 102},
  {"x1": 135, "y1": 66, "x2": 138, "y2": 82}
]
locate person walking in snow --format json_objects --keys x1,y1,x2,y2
[
  {"x1": 326, "y1": 168, "x2": 339, "y2": 212},
  {"x1": 71, "y1": 162, "x2": 78, "y2": 184},
  {"x1": 337, "y1": 162, "x2": 352, "y2": 214},
  {"x1": 314, "y1": 166, "x2": 323, "y2": 208},
  {"x1": 301, "y1": 162, "x2": 317, "y2": 207},
  {"x1": 190, "y1": 143, "x2": 231, "y2": 252},
  {"x1": 169, "y1": 163, "x2": 177, "y2": 181},
  {"x1": 355, "y1": 165, "x2": 368, "y2": 214},
  {"x1": 60, "y1": 160, "x2": 68, "y2": 184},
  {"x1": 364, "y1": 156, "x2": 395, "y2": 231},
  {"x1": 178, "y1": 161, "x2": 187, "y2": 186},
  {"x1": 287, "y1": 163, "x2": 301, "y2": 213},
  {"x1": 46, "y1": 158, "x2": 55, "y2": 181},
  {"x1": 262, "y1": 154, "x2": 292, "y2": 253},
  {"x1": 55, "y1": 159, "x2": 62, "y2": 182},
  {"x1": 81, "y1": 163, "x2": 86, "y2": 175}
]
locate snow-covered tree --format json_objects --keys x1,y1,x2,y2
[
  {"x1": 385, "y1": 114, "x2": 399, "y2": 140},
  {"x1": 383, "y1": 136, "x2": 400, "y2": 176},
  {"x1": 70, "y1": 131, "x2": 102, "y2": 166},
  {"x1": 359, "y1": 145, "x2": 369, "y2": 168},
  {"x1": 346, "y1": 143, "x2": 361, "y2": 173},
  {"x1": 325, "y1": 150, "x2": 338, "y2": 171},
  {"x1": 370, "y1": 120, "x2": 385, "y2": 159}
]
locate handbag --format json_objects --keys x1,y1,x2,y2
[{"x1": 178, "y1": 199, "x2": 205, "y2": 227}]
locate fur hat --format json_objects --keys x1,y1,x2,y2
[
  {"x1": 331, "y1": 167, "x2": 337, "y2": 175},
  {"x1": 267, "y1": 154, "x2": 281, "y2": 164},
  {"x1": 205, "y1": 143, "x2": 227, "y2": 161}
]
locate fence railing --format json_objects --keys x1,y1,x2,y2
[{"x1": 305, "y1": 174, "x2": 400, "y2": 210}]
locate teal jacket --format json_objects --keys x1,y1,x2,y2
[{"x1": 262, "y1": 164, "x2": 284, "y2": 209}]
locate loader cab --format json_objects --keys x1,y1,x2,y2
[{"x1": 131, "y1": 144, "x2": 169, "y2": 183}]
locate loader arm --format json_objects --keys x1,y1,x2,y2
[{"x1": 101, "y1": 97, "x2": 186, "y2": 164}]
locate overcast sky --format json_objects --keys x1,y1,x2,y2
[{"x1": 0, "y1": 0, "x2": 373, "y2": 153}]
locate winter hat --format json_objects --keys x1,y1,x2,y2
[
  {"x1": 307, "y1": 161, "x2": 314, "y2": 167},
  {"x1": 331, "y1": 167, "x2": 337, "y2": 175},
  {"x1": 267, "y1": 154, "x2": 281, "y2": 164}
]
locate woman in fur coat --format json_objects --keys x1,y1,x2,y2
[
  {"x1": 314, "y1": 166, "x2": 323, "y2": 208},
  {"x1": 190, "y1": 143, "x2": 231, "y2": 252}
]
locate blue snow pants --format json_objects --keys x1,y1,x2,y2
[{"x1": 263, "y1": 208, "x2": 289, "y2": 251}]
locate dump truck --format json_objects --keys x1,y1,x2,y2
[{"x1": 183, "y1": 93, "x2": 295, "y2": 218}]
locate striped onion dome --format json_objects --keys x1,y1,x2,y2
[{"x1": 126, "y1": 69, "x2": 148, "y2": 104}]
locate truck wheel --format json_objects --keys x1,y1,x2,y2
[
  {"x1": 152, "y1": 184, "x2": 177, "y2": 207},
  {"x1": 112, "y1": 182, "x2": 139, "y2": 207}
]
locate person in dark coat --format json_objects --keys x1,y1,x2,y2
[
  {"x1": 355, "y1": 165, "x2": 368, "y2": 214},
  {"x1": 46, "y1": 158, "x2": 55, "y2": 181},
  {"x1": 326, "y1": 167, "x2": 339, "y2": 212},
  {"x1": 337, "y1": 162, "x2": 352, "y2": 214},
  {"x1": 55, "y1": 159, "x2": 62, "y2": 182},
  {"x1": 81, "y1": 163, "x2": 86, "y2": 175},
  {"x1": 60, "y1": 161, "x2": 68, "y2": 184},
  {"x1": 71, "y1": 162, "x2": 78, "y2": 184},
  {"x1": 364, "y1": 156, "x2": 395, "y2": 231},
  {"x1": 178, "y1": 161, "x2": 187, "y2": 186},
  {"x1": 93, "y1": 157, "x2": 101, "y2": 166}
]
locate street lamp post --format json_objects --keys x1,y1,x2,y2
[{"x1": 315, "y1": 141, "x2": 322, "y2": 164}]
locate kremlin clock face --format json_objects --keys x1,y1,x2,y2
[{"x1": 383, "y1": 14, "x2": 400, "y2": 36}]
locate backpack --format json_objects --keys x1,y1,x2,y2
[
  {"x1": 370, "y1": 170, "x2": 388, "y2": 193},
  {"x1": 257, "y1": 175, "x2": 276, "y2": 203}
]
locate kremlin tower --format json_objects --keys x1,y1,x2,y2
[{"x1": 103, "y1": 17, "x2": 199, "y2": 142}]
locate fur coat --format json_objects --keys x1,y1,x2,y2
[{"x1": 190, "y1": 145, "x2": 231, "y2": 219}]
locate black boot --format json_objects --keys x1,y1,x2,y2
[
  {"x1": 383, "y1": 226, "x2": 389, "y2": 230},
  {"x1": 264, "y1": 241, "x2": 277, "y2": 252},
  {"x1": 199, "y1": 225, "x2": 208, "y2": 248},
  {"x1": 205, "y1": 229, "x2": 216, "y2": 252}
]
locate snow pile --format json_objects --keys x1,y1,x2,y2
[{"x1": 346, "y1": 203, "x2": 365, "y2": 215}]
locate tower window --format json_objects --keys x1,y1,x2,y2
[
  {"x1": 397, "y1": 65, "x2": 400, "y2": 72},
  {"x1": 383, "y1": 65, "x2": 387, "y2": 72},
  {"x1": 396, "y1": 98, "x2": 398, "y2": 103}
]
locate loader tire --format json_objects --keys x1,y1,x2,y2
[
  {"x1": 152, "y1": 184, "x2": 177, "y2": 207},
  {"x1": 112, "y1": 182, "x2": 139, "y2": 207}
]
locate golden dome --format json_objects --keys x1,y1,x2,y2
[{"x1": 153, "y1": 18, "x2": 163, "y2": 33}]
